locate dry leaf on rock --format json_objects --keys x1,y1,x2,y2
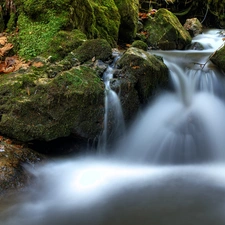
[
  {"x1": 0, "y1": 36, "x2": 7, "y2": 46},
  {"x1": 0, "y1": 43, "x2": 13, "y2": 56}
]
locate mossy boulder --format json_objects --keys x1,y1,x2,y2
[
  {"x1": 14, "y1": 12, "x2": 70, "y2": 59},
  {"x1": 210, "y1": 45, "x2": 225, "y2": 72},
  {"x1": 73, "y1": 39, "x2": 112, "y2": 63},
  {"x1": 114, "y1": 0, "x2": 139, "y2": 42},
  {"x1": 131, "y1": 40, "x2": 148, "y2": 51},
  {"x1": 89, "y1": 0, "x2": 120, "y2": 46},
  {"x1": 70, "y1": 0, "x2": 120, "y2": 46},
  {"x1": 143, "y1": 8, "x2": 192, "y2": 50},
  {"x1": 0, "y1": 62, "x2": 104, "y2": 142},
  {"x1": 115, "y1": 47, "x2": 169, "y2": 114},
  {"x1": 45, "y1": 29, "x2": 87, "y2": 62},
  {"x1": 10, "y1": 0, "x2": 120, "y2": 60}
]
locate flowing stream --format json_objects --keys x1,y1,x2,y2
[
  {"x1": 1, "y1": 29, "x2": 225, "y2": 225},
  {"x1": 97, "y1": 53, "x2": 125, "y2": 153}
]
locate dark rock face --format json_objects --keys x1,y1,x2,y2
[{"x1": 114, "y1": 0, "x2": 139, "y2": 42}]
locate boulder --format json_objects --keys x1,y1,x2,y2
[
  {"x1": 9, "y1": 0, "x2": 120, "y2": 60},
  {"x1": 73, "y1": 39, "x2": 112, "y2": 63},
  {"x1": 114, "y1": 0, "x2": 139, "y2": 42},
  {"x1": 46, "y1": 29, "x2": 87, "y2": 62},
  {"x1": 183, "y1": 18, "x2": 203, "y2": 37},
  {"x1": 210, "y1": 44, "x2": 225, "y2": 72},
  {"x1": 131, "y1": 40, "x2": 148, "y2": 51},
  {"x1": 0, "y1": 137, "x2": 44, "y2": 196},
  {"x1": 89, "y1": 0, "x2": 120, "y2": 46},
  {"x1": 114, "y1": 47, "x2": 169, "y2": 121},
  {"x1": 143, "y1": 8, "x2": 192, "y2": 50},
  {"x1": 0, "y1": 60, "x2": 105, "y2": 142}
]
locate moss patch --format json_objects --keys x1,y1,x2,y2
[
  {"x1": 73, "y1": 39, "x2": 112, "y2": 63},
  {"x1": 45, "y1": 29, "x2": 87, "y2": 62},
  {"x1": 131, "y1": 40, "x2": 148, "y2": 51},
  {"x1": 117, "y1": 47, "x2": 169, "y2": 102},
  {"x1": 144, "y1": 8, "x2": 192, "y2": 50},
  {"x1": 14, "y1": 12, "x2": 68, "y2": 59},
  {"x1": 0, "y1": 60, "x2": 104, "y2": 142}
]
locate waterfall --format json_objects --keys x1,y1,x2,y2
[
  {"x1": 97, "y1": 54, "x2": 125, "y2": 153},
  {"x1": 2, "y1": 29, "x2": 225, "y2": 225},
  {"x1": 116, "y1": 29, "x2": 225, "y2": 164}
]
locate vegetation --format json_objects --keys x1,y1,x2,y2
[
  {"x1": 139, "y1": 0, "x2": 225, "y2": 27},
  {"x1": 131, "y1": 40, "x2": 148, "y2": 51}
]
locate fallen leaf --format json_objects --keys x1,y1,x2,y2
[
  {"x1": 0, "y1": 36, "x2": 7, "y2": 46},
  {"x1": 5, "y1": 139, "x2": 12, "y2": 144},
  {"x1": 0, "y1": 56, "x2": 30, "y2": 73},
  {"x1": 0, "y1": 43, "x2": 13, "y2": 56},
  {"x1": 132, "y1": 66, "x2": 140, "y2": 69},
  {"x1": 32, "y1": 61, "x2": 44, "y2": 68}
]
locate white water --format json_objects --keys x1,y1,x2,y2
[
  {"x1": 1, "y1": 30, "x2": 225, "y2": 225},
  {"x1": 98, "y1": 54, "x2": 125, "y2": 152}
]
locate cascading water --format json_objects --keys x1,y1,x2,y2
[
  {"x1": 97, "y1": 53, "x2": 125, "y2": 153},
  {"x1": 116, "y1": 30, "x2": 225, "y2": 164},
  {"x1": 2, "y1": 30, "x2": 225, "y2": 225}
]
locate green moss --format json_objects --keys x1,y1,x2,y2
[
  {"x1": 210, "y1": 44, "x2": 225, "y2": 72},
  {"x1": 117, "y1": 47, "x2": 168, "y2": 102},
  {"x1": 73, "y1": 39, "x2": 112, "y2": 63},
  {"x1": 0, "y1": 61, "x2": 104, "y2": 141},
  {"x1": 11, "y1": 0, "x2": 119, "y2": 59},
  {"x1": 131, "y1": 40, "x2": 148, "y2": 51},
  {"x1": 15, "y1": 12, "x2": 68, "y2": 59},
  {"x1": 144, "y1": 8, "x2": 192, "y2": 50},
  {"x1": 6, "y1": 13, "x2": 17, "y2": 32},
  {"x1": 44, "y1": 29, "x2": 87, "y2": 62},
  {"x1": 114, "y1": 0, "x2": 139, "y2": 42},
  {"x1": 16, "y1": 0, "x2": 71, "y2": 20},
  {"x1": 90, "y1": 0, "x2": 120, "y2": 46},
  {"x1": 70, "y1": 0, "x2": 120, "y2": 47}
]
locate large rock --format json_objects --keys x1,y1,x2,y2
[
  {"x1": 183, "y1": 18, "x2": 203, "y2": 37},
  {"x1": 0, "y1": 38, "x2": 116, "y2": 142},
  {"x1": 71, "y1": 0, "x2": 120, "y2": 46},
  {"x1": 0, "y1": 137, "x2": 44, "y2": 196},
  {"x1": 114, "y1": 0, "x2": 139, "y2": 42},
  {"x1": 143, "y1": 8, "x2": 192, "y2": 50},
  {"x1": 73, "y1": 39, "x2": 112, "y2": 63},
  {"x1": 210, "y1": 45, "x2": 225, "y2": 72},
  {"x1": 114, "y1": 47, "x2": 169, "y2": 121},
  {"x1": 46, "y1": 29, "x2": 87, "y2": 62},
  {"x1": 0, "y1": 63, "x2": 105, "y2": 142},
  {"x1": 9, "y1": 0, "x2": 120, "y2": 60}
]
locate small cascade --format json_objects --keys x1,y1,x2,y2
[
  {"x1": 97, "y1": 54, "x2": 125, "y2": 153},
  {"x1": 116, "y1": 29, "x2": 225, "y2": 164},
  {"x1": 3, "y1": 29, "x2": 225, "y2": 225}
]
